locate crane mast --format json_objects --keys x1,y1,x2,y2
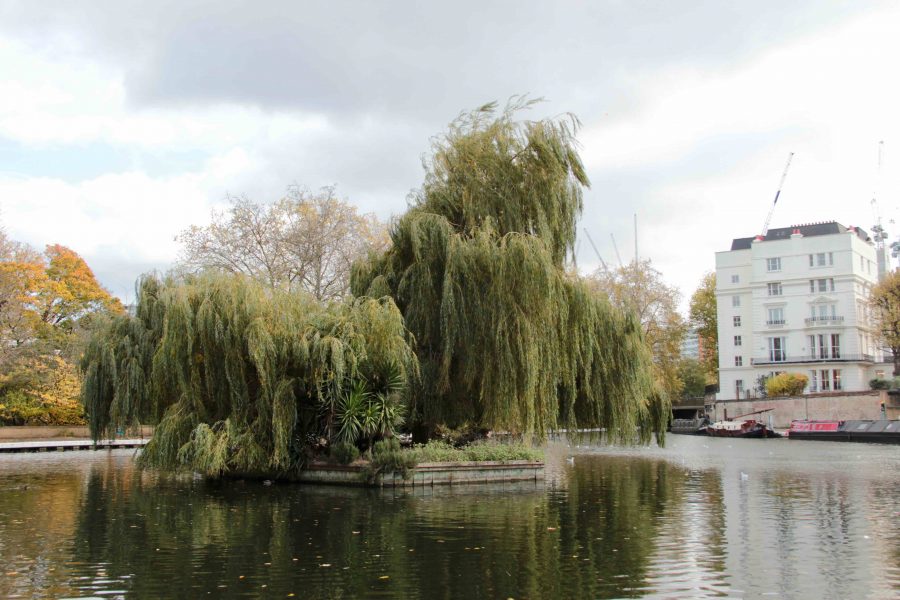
[{"x1": 761, "y1": 152, "x2": 794, "y2": 237}]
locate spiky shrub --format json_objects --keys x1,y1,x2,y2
[
  {"x1": 351, "y1": 100, "x2": 667, "y2": 443},
  {"x1": 81, "y1": 273, "x2": 416, "y2": 477}
]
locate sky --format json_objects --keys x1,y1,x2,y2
[{"x1": 2, "y1": 0, "x2": 900, "y2": 311}]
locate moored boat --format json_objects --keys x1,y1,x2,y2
[
  {"x1": 788, "y1": 420, "x2": 900, "y2": 444},
  {"x1": 704, "y1": 419, "x2": 781, "y2": 438}
]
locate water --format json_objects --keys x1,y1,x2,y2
[{"x1": 0, "y1": 436, "x2": 897, "y2": 599}]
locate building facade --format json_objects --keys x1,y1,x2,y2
[
  {"x1": 715, "y1": 222, "x2": 888, "y2": 400},
  {"x1": 680, "y1": 326, "x2": 701, "y2": 359}
]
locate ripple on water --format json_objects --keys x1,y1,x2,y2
[{"x1": 0, "y1": 443, "x2": 898, "y2": 599}]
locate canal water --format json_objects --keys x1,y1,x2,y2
[{"x1": 0, "y1": 436, "x2": 897, "y2": 599}]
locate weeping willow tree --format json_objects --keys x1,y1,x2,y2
[
  {"x1": 81, "y1": 273, "x2": 416, "y2": 477},
  {"x1": 351, "y1": 99, "x2": 668, "y2": 442}
]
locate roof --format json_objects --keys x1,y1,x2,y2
[{"x1": 730, "y1": 221, "x2": 870, "y2": 251}]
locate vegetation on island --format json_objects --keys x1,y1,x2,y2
[
  {"x1": 80, "y1": 100, "x2": 667, "y2": 479},
  {"x1": 82, "y1": 273, "x2": 415, "y2": 477},
  {"x1": 352, "y1": 100, "x2": 667, "y2": 443},
  {"x1": 0, "y1": 234, "x2": 122, "y2": 425},
  {"x1": 176, "y1": 185, "x2": 388, "y2": 301}
]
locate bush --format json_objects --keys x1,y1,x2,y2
[
  {"x1": 870, "y1": 378, "x2": 890, "y2": 390},
  {"x1": 331, "y1": 441, "x2": 360, "y2": 465},
  {"x1": 364, "y1": 438, "x2": 417, "y2": 482},
  {"x1": 765, "y1": 373, "x2": 808, "y2": 397}
]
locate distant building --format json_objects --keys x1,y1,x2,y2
[
  {"x1": 715, "y1": 222, "x2": 889, "y2": 400},
  {"x1": 680, "y1": 326, "x2": 701, "y2": 359}
]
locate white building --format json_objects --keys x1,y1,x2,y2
[{"x1": 715, "y1": 222, "x2": 889, "y2": 400}]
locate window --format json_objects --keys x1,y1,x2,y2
[
  {"x1": 808, "y1": 333, "x2": 839, "y2": 359},
  {"x1": 735, "y1": 379, "x2": 744, "y2": 397},
  {"x1": 811, "y1": 252, "x2": 830, "y2": 267},
  {"x1": 733, "y1": 316, "x2": 741, "y2": 327},
  {"x1": 731, "y1": 274, "x2": 740, "y2": 284},
  {"x1": 810, "y1": 304, "x2": 837, "y2": 321},
  {"x1": 768, "y1": 337, "x2": 786, "y2": 362},
  {"x1": 861, "y1": 255, "x2": 865, "y2": 269},
  {"x1": 810, "y1": 369, "x2": 841, "y2": 391},
  {"x1": 809, "y1": 278, "x2": 834, "y2": 293},
  {"x1": 732, "y1": 295, "x2": 741, "y2": 307},
  {"x1": 809, "y1": 334, "x2": 826, "y2": 359},
  {"x1": 767, "y1": 307, "x2": 784, "y2": 325},
  {"x1": 766, "y1": 257, "x2": 781, "y2": 271},
  {"x1": 767, "y1": 282, "x2": 782, "y2": 296},
  {"x1": 820, "y1": 369, "x2": 831, "y2": 391},
  {"x1": 734, "y1": 335, "x2": 742, "y2": 346},
  {"x1": 735, "y1": 356, "x2": 743, "y2": 367}
]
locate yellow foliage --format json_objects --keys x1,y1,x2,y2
[
  {"x1": 765, "y1": 373, "x2": 808, "y2": 397},
  {"x1": 0, "y1": 356, "x2": 85, "y2": 425}
]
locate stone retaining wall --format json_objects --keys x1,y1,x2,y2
[
  {"x1": 298, "y1": 460, "x2": 545, "y2": 487},
  {"x1": 711, "y1": 391, "x2": 891, "y2": 428}
]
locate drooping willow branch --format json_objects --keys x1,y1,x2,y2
[
  {"x1": 81, "y1": 273, "x2": 417, "y2": 476},
  {"x1": 351, "y1": 100, "x2": 668, "y2": 443}
]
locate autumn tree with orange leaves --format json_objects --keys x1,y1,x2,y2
[{"x1": 0, "y1": 231, "x2": 122, "y2": 424}]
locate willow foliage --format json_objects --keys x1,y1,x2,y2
[
  {"x1": 352, "y1": 100, "x2": 667, "y2": 442},
  {"x1": 81, "y1": 273, "x2": 416, "y2": 477}
]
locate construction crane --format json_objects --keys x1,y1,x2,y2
[
  {"x1": 610, "y1": 233, "x2": 624, "y2": 268},
  {"x1": 871, "y1": 141, "x2": 889, "y2": 278},
  {"x1": 582, "y1": 229, "x2": 608, "y2": 272},
  {"x1": 761, "y1": 152, "x2": 795, "y2": 237}
]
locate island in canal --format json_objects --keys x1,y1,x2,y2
[{"x1": 80, "y1": 103, "x2": 669, "y2": 484}]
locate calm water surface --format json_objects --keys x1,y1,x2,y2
[{"x1": 0, "y1": 436, "x2": 897, "y2": 599}]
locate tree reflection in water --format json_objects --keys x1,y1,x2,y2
[{"x1": 66, "y1": 454, "x2": 695, "y2": 599}]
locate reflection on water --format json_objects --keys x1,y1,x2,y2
[{"x1": 0, "y1": 436, "x2": 897, "y2": 599}]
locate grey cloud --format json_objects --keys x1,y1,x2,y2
[{"x1": 0, "y1": 0, "x2": 874, "y2": 122}]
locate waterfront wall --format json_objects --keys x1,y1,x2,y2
[
  {"x1": 711, "y1": 390, "x2": 891, "y2": 428},
  {"x1": 0, "y1": 425, "x2": 154, "y2": 441},
  {"x1": 298, "y1": 460, "x2": 545, "y2": 487}
]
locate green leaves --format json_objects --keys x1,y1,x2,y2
[
  {"x1": 351, "y1": 101, "x2": 666, "y2": 443},
  {"x1": 81, "y1": 272, "x2": 417, "y2": 477}
]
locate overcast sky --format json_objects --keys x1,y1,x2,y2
[{"x1": 2, "y1": 0, "x2": 900, "y2": 310}]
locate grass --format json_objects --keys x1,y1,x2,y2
[{"x1": 406, "y1": 440, "x2": 543, "y2": 463}]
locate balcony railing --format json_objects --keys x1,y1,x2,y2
[
  {"x1": 804, "y1": 315, "x2": 844, "y2": 326},
  {"x1": 751, "y1": 353, "x2": 874, "y2": 366},
  {"x1": 766, "y1": 319, "x2": 786, "y2": 326}
]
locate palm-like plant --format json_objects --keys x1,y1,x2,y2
[{"x1": 335, "y1": 381, "x2": 371, "y2": 446}]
